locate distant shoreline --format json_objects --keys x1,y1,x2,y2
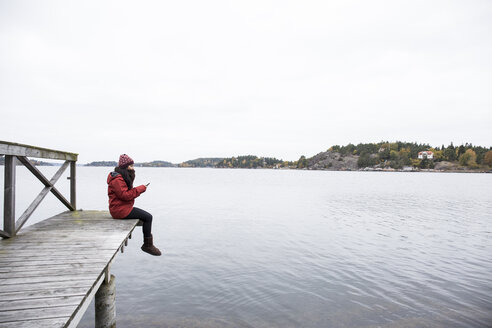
[
  {"x1": 80, "y1": 141, "x2": 492, "y2": 172},
  {"x1": 0, "y1": 163, "x2": 489, "y2": 173},
  {"x1": 80, "y1": 165, "x2": 491, "y2": 173}
]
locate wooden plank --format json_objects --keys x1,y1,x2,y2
[
  {"x1": 0, "y1": 236, "x2": 126, "y2": 246},
  {"x1": 0, "y1": 279, "x2": 96, "y2": 293},
  {"x1": 3, "y1": 230, "x2": 131, "y2": 240},
  {"x1": 0, "y1": 269, "x2": 102, "y2": 277},
  {"x1": 2, "y1": 232, "x2": 125, "y2": 238},
  {"x1": 23, "y1": 226, "x2": 136, "y2": 232},
  {"x1": 0, "y1": 251, "x2": 121, "y2": 258},
  {"x1": 0, "y1": 246, "x2": 120, "y2": 252},
  {"x1": 2, "y1": 233, "x2": 129, "y2": 240},
  {"x1": 0, "y1": 239, "x2": 129, "y2": 247},
  {"x1": 1, "y1": 261, "x2": 112, "y2": 271},
  {"x1": 0, "y1": 245, "x2": 128, "y2": 252},
  {"x1": 0, "y1": 287, "x2": 88, "y2": 301},
  {"x1": 0, "y1": 236, "x2": 128, "y2": 244},
  {"x1": 0, "y1": 317, "x2": 68, "y2": 328},
  {"x1": 0, "y1": 268, "x2": 105, "y2": 279},
  {"x1": 0, "y1": 255, "x2": 107, "y2": 267},
  {"x1": 0, "y1": 250, "x2": 114, "y2": 258},
  {"x1": 0, "y1": 141, "x2": 78, "y2": 161},
  {"x1": 0, "y1": 305, "x2": 76, "y2": 323},
  {"x1": 0, "y1": 244, "x2": 126, "y2": 251},
  {"x1": 0, "y1": 295, "x2": 84, "y2": 311},
  {"x1": 0, "y1": 258, "x2": 114, "y2": 265},
  {"x1": 25, "y1": 218, "x2": 117, "y2": 224},
  {"x1": 0, "y1": 273, "x2": 102, "y2": 286},
  {"x1": 4, "y1": 263, "x2": 106, "y2": 273},
  {"x1": 0, "y1": 252, "x2": 117, "y2": 261}
]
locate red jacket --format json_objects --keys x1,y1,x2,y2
[{"x1": 107, "y1": 172, "x2": 146, "y2": 219}]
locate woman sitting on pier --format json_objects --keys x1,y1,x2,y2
[{"x1": 107, "y1": 154, "x2": 161, "y2": 256}]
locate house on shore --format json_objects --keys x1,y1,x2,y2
[{"x1": 418, "y1": 151, "x2": 434, "y2": 159}]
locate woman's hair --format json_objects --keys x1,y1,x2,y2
[{"x1": 114, "y1": 166, "x2": 135, "y2": 189}]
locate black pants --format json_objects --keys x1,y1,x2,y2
[{"x1": 123, "y1": 207, "x2": 153, "y2": 238}]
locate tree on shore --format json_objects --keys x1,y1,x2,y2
[
  {"x1": 459, "y1": 149, "x2": 478, "y2": 168},
  {"x1": 443, "y1": 143, "x2": 456, "y2": 161},
  {"x1": 357, "y1": 152, "x2": 379, "y2": 168},
  {"x1": 482, "y1": 150, "x2": 492, "y2": 167},
  {"x1": 297, "y1": 155, "x2": 308, "y2": 169}
]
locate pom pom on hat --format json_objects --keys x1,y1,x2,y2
[{"x1": 118, "y1": 154, "x2": 134, "y2": 168}]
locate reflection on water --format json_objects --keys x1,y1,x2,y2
[{"x1": 9, "y1": 168, "x2": 491, "y2": 327}]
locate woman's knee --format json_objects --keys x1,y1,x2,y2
[{"x1": 144, "y1": 213, "x2": 153, "y2": 223}]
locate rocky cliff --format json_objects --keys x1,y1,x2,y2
[{"x1": 307, "y1": 151, "x2": 359, "y2": 170}]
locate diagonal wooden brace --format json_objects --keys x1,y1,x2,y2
[
  {"x1": 0, "y1": 229, "x2": 10, "y2": 238},
  {"x1": 15, "y1": 157, "x2": 75, "y2": 232}
]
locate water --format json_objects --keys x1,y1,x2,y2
[{"x1": 2, "y1": 167, "x2": 492, "y2": 327}]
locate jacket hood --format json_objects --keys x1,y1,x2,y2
[{"x1": 107, "y1": 171, "x2": 121, "y2": 184}]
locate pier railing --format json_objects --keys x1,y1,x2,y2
[{"x1": 0, "y1": 141, "x2": 78, "y2": 238}]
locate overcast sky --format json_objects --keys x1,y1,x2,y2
[{"x1": 1, "y1": 0, "x2": 491, "y2": 163}]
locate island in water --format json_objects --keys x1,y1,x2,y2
[{"x1": 79, "y1": 141, "x2": 492, "y2": 173}]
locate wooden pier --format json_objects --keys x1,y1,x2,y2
[
  {"x1": 0, "y1": 141, "x2": 137, "y2": 327},
  {"x1": 0, "y1": 211, "x2": 138, "y2": 327}
]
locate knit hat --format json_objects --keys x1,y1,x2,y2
[{"x1": 118, "y1": 154, "x2": 134, "y2": 168}]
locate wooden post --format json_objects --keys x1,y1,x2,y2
[
  {"x1": 70, "y1": 161, "x2": 76, "y2": 209},
  {"x1": 95, "y1": 274, "x2": 116, "y2": 328},
  {"x1": 4, "y1": 155, "x2": 16, "y2": 237}
]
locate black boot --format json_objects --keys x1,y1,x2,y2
[{"x1": 141, "y1": 234, "x2": 162, "y2": 256}]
